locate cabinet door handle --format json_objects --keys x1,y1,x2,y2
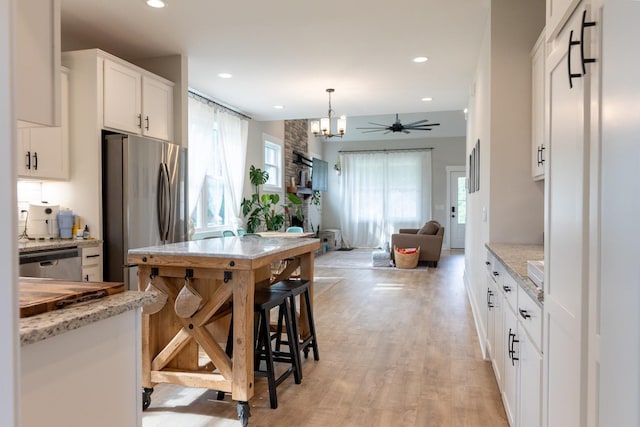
[
  {"x1": 485, "y1": 261, "x2": 491, "y2": 266},
  {"x1": 32, "y1": 152, "x2": 38, "y2": 170},
  {"x1": 540, "y1": 145, "x2": 546, "y2": 164},
  {"x1": 487, "y1": 288, "x2": 494, "y2": 309},
  {"x1": 493, "y1": 271, "x2": 499, "y2": 277},
  {"x1": 137, "y1": 114, "x2": 142, "y2": 128},
  {"x1": 145, "y1": 116, "x2": 150, "y2": 131},
  {"x1": 503, "y1": 285, "x2": 512, "y2": 293},
  {"x1": 537, "y1": 147, "x2": 542, "y2": 166},
  {"x1": 568, "y1": 30, "x2": 582, "y2": 88},
  {"x1": 26, "y1": 151, "x2": 31, "y2": 170},
  {"x1": 580, "y1": 10, "x2": 597, "y2": 75},
  {"x1": 519, "y1": 308, "x2": 531, "y2": 319},
  {"x1": 84, "y1": 274, "x2": 89, "y2": 281},
  {"x1": 507, "y1": 328, "x2": 514, "y2": 361}
]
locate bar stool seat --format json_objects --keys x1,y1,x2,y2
[{"x1": 270, "y1": 279, "x2": 320, "y2": 366}]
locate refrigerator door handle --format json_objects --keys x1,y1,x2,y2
[
  {"x1": 162, "y1": 162, "x2": 172, "y2": 241},
  {"x1": 157, "y1": 164, "x2": 166, "y2": 242}
]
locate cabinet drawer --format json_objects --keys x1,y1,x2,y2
[
  {"x1": 517, "y1": 288, "x2": 543, "y2": 352},
  {"x1": 501, "y1": 270, "x2": 518, "y2": 311},
  {"x1": 82, "y1": 245, "x2": 102, "y2": 266}
]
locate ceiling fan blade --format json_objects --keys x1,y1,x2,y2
[
  {"x1": 411, "y1": 123, "x2": 440, "y2": 128},
  {"x1": 402, "y1": 130, "x2": 411, "y2": 134},
  {"x1": 356, "y1": 126, "x2": 387, "y2": 129},
  {"x1": 384, "y1": 130, "x2": 392, "y2": 135},
  {"x1": 367, "y1": 122, "x2": 390, "y2": 127},
  {"x1": 402, "y1": 119, "x2": 430, "y2": 127},
  {"x1": 360, "y1": 129, "x2": 386, "y2": 133}
]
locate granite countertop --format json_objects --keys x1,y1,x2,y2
[
  {"x1": 129, "y1": 235, "x2": 320, "y2": 260},
  {"x1": 485, "y1": 243, "x2": 544, "y2": 305},
  {"x1": 18, "y1": 238, "x2": 101, "y2": 253},
  {"x1": 20, "y1": 291, "x2": 156, "y2": 346}
]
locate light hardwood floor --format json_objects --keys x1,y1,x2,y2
[{"x1": 142, "y1": 252, "x2": 508, "y2": 426}]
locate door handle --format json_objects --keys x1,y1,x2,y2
[{"x1": 26, "y1": 151, "x2": 31, "y2": 170}]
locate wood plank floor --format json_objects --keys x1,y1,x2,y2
[{"x1": 142, "y1": 252, "x2": 508, "y2": 426}]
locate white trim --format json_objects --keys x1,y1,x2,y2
[
  {"x1": 262, "y1": 133, "x2": 283, "y2": 192},
  {"x1": 445, "y1": 165, "x2": 466, "y2": 250}
]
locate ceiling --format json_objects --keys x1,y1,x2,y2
[{"x1": 60, "y1": 0, "x2": 489, "y2": 130}]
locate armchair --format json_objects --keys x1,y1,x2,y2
[{"x1": 391, "y1": 221, "x2": 445, "y2": 267}]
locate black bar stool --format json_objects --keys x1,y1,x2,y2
[
  {"x1": 270, "y1": 279, "x2": 320, "y2": 371},
  {"x1": 223, "y1": 288, "x2": 301, "y2": 409}
]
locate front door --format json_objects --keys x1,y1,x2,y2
[{"x1": 449, "y1": 170, "x2": 466, "y2": 249}]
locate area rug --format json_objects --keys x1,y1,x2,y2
[{"x1": 315, "y1": 248, "x2": 432, "y2": 271}]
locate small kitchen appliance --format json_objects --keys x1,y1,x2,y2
[{"x1": 26, "y1": 202, "x2": 60, "y2": 239}]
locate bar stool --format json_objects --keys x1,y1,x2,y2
[
  {"x1": 222, "y1": 288, "x2": 301, "y2": 409},
  {"x1": 271, "y1": 279, "x2": 320, "y2": 370}
]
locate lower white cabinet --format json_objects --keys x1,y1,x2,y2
[
  {"x1": 82, "y1": 243, "x2": 102, "y2": 282},
  {"x1": 487, "y1": 251, "x2": 543, "y2": 427}
]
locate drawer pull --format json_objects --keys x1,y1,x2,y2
[
  {"x1": 519, "y1": 308, "x2": 531, "y2": 319},
  {"x1": 492, "y1": 271, "x2": 499, "y2": 276},
  {"x1": 485, "y1": 261, "x2": 491, "y2": 266},
  {"x1": 85, "y1": 254, "x2": 101, "y2": 258},
  {"x1": 503, "y1": 285, "x2": 512, "y2": 293}
]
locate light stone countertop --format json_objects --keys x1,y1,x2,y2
[
  {"x1": 18, "y1": 238, "x2": 101, "y2": 253},
  {"x1": 485, "y1": 243, "x2": 544, "y2": 305},
  {"x1": 129, "y1": 236, "x2": 320, "y2": 259},
  {"x1": 20, "y1": 291, "x2": 156, "y2": 346}
]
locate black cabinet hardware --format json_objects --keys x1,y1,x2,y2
[
  {"x1": 485, "y1": 261, "x2": 491, "y2": 266},
  {"x1": 580, "y1": 10, "x2": 596, "y2": 74},
  {"x1": 138, "y1": 114, "x2": 142, "y2": 128},
  {"x1": 493, "y1": 271, "x2": 499, "y2": 277},
  {"x1": 33, "y1": 152, "x2": 38, "y2": 170},
  {"x1": 145, "y1": 116, "x2": 150, "y2": 130},
  {"x1": 519, "y1": 308, "x2": 531, "y2": 319},
  {"x1": 487, "y1": 288, "x2": 494, "y2": 309},
  {"x1": 568, "y1": 30, "x2": 582, "y2": 88},
  {"x1": 503, "y1": 285, "x2": 512, "y2": 293},
  {"x1": 26, "y1": 151, "x2": 31, "y2": 170}
]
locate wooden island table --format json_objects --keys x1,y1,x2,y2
[{"x1": 128, "y1": 236, "x2": 320, "y2": 426}]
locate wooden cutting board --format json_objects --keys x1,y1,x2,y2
[{"x1": 19, "y1": 277, "x2": 125, "y2": 318}]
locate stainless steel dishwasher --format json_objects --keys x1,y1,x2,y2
[{"x1": 19, "y1": 247, "x2": 82, "y2": 281}]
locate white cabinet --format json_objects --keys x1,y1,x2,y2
[
  {"x1": 15, "y1": 0, "x2": 61, "y2": 127},
  {"x1": 531, "y1": 30, "x2": 546, "y2": 181},
  {"x1": 486, "y1": 252, "x2": 543, "y2": 427},
  {"x1": 502, "y1": 303, "x2": 519, "y2": 426},
  {"x1": 103, "y1": 58, "x2": 173, "y2": 141},
  {"x1": 82, "y1": 244, "x2": 103, "y2": 282},
  {"x1": 544, "y1": 2, "x2": 595, "y2": 425},
  {"x1": 17, "y1": 69, "x2": 69, "y2": 180}
]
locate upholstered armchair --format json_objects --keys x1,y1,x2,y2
[{"x1": 391, "y1": 220, "x2": 445, "y2": 267}]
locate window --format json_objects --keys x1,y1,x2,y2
[
  {"x1": 188, "y1": 93, "x2": 248, "y2": 238},
  {"x1": 263, "y1": 135, "x2": 282, "y2": 190}
]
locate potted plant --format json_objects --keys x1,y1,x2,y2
[{"x1": 241, "y1": 166, "x2": 303, "y2": 233}]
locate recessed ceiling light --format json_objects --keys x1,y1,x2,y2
[
  {"x1": 413, "y1": 56, "x2": 428, "y2": 63},
  {"x1": 218, "y1": 73, "x2": 232, "y2": 79},
  {"x1": 146, "y1": 0, "x2": 167, "y2": 8},
  {"x1": 273, "y1": 105, "x2": 284, "y2": 110},
  {"x1": 421, "y1": 97, "x2": 433, "y2": 102}
]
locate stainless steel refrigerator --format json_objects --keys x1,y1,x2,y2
[{"x1": 102, "y1": 133, "x2": 188, "y2": 289}]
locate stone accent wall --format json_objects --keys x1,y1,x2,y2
[{"x1": 284, "y1": 119, "x2": 311, "y2": 229}]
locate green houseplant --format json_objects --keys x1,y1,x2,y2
[{"x1": 241, "y1": 166, "x2": 303, "y2": 233}]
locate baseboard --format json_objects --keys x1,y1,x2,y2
[{"x1": 464, "y1": 268, "x2": 488, "y2": 360}]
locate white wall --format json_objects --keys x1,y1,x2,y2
[
  {"x1": 2, "y1": 0, "x2": 21, "y2": 424},
  {"x1": 321, "y1": 135, "x2": 466, "y2": 247}
]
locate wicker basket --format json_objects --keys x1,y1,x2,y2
[{"x1": 394, "y1": 246, "x2": 420, "y2": 269}]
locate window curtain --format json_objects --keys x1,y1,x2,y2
[
  {"x1": 339, "y1": 150, "x2": 432, "y2": 248},
  {"x1": 187, "y1": 95, "x2": 215, "y2": 218},
  {"x1": 216, "y1": 108, "x2": 248, "y2": 229}
]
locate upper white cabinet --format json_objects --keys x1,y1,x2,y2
[
  {"x1": 15, "y1": 0, "x2": 61, "y2": 127},
  {"x1": 546, "y1": 0, "x2": 580, "y2": 40},
  {"x1": 531, "y1": 30, "x2": 546, "y2": 181},
  {"x1": 103, "y1": 58, "x2": 173, "y2": 141},
  {"x1": 17, "y1": 69, "x2": 69, "y2": 180}
]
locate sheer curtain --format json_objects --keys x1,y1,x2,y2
[
  {"x1": 187, "y1": 96, "x2": 215, "y2": 217},
  {"x1": 339, "y1": 149, "x2": 432, "y2": 248},
  {"x1": 217, "y1": 108, "x2": 248, "y2": 229}
]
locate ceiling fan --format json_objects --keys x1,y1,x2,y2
[{"x1": 357, "y1": 113, "x2": 440, "y2": 134}]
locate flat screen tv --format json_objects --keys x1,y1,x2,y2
[{"x1": 311, "y1": 158, "x2": 328, "y2": 192}]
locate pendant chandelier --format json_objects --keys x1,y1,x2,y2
[{"x1": 310, "y1": 88, "x2": 346, "y2": 139}]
